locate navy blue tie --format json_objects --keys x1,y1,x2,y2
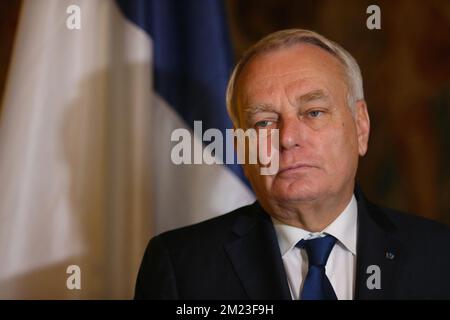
[{"x1": 296, "y1": 234, "x2": 337, "y2": 300}]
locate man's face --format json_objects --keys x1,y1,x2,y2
[{"x1": 236, "y1": 44, "x2": 370, "y2": 209}]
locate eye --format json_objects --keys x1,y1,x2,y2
[
  {"x1": 254, "y1": 120, "x2": 274, "y2": 128},
  {"x1": 308, "y1": 110, "x2": 323, "y2": 118}
]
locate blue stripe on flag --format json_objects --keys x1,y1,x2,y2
[{"x1": 116, "y1": 0, "x2": 249, "y2": 186}]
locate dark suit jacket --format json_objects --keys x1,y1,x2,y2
[{"x1": 135, "y1": 187, "x2": 450, "y2": 299}]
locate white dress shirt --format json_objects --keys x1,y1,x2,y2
[{"x1": 271, "y1": 194, "x2": 358, "y2": 300}]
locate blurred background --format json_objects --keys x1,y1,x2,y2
[{"x1": 0, "y1": 0, "x2": 449, "y2": 299}]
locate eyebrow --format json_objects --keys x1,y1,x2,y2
[
  {"x1": 297, "y1": 89, "x2": 329, "y2": 105},
  {"x1": 243, "y1": 103, "x2": 276, "y2": 124}
]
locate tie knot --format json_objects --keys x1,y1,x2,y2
[{"x1": 296, "y1": 234, "x2": 336, "y2": 267}]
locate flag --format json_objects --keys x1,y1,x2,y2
[{"x1": 0, "y1": 0, "x2": 254, "y2": 299}]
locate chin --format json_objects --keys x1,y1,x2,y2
[{"x1": 271, "y1": 179, "x2": 324, "y2": 203}]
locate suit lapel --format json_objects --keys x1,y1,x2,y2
[
  {"x1": 225, "y1": 203, "x2": 291, "y2": 300},
  {"x1": 354, "y1": 186, "x2": 404, "y2": 299}
]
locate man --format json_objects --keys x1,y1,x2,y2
[{"x1": 135, "y1": 29, "x2": 450, "y2": 299}]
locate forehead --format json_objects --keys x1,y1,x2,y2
[{"x1": 236, "y1": 43, "x2": 348, "y2": 101}]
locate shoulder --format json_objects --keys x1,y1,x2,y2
[
  {"x1": 383, "y1": 205, "x2": 450, "y2": 236},
  {"x1": 152, "y1": 202, "x2": 259, "y2": 254},
  {"x1": 135, "y1": 204, "x2": 259, "y2": 298},
  {"x1": 374, "y1": 203, "x2": 450, "y2": 249}
]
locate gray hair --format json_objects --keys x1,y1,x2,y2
[{"x1": 226, "y1": 29, "x2": 364, "y2": 127}]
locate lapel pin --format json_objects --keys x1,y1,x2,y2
[{"x1": 385, "y1": 252, "x2": 395, "y2": 260}]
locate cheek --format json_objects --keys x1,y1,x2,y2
[{"x1": 320, "y1": 121, "x2": 358, "y2": 171}]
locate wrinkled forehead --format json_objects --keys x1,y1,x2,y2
[{"x1": 236, "y1": 43, "x2": 349, "y2": 105}]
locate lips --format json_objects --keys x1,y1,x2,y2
[{"x1": 278, "y1": 163, "x2": 316, "y2": 175}]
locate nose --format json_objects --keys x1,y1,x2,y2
[{"x1": 279, "y1": 114, "x2": 305, "y2": 151}]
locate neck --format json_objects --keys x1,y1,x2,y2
[{"x1": 263, "y1": 184, "x2": 354, "y2": 232}]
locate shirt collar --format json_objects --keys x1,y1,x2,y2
[{"x1": 271, "y1": 194, "x2": 357, "y2": 256}]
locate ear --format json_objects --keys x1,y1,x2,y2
[{"x1": 355, "y1": 100, "x2": 370, "y2": 156}]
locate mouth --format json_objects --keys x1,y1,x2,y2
[{"x1": 277, "y1": 163, "x2": 317, "y2": 176}]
